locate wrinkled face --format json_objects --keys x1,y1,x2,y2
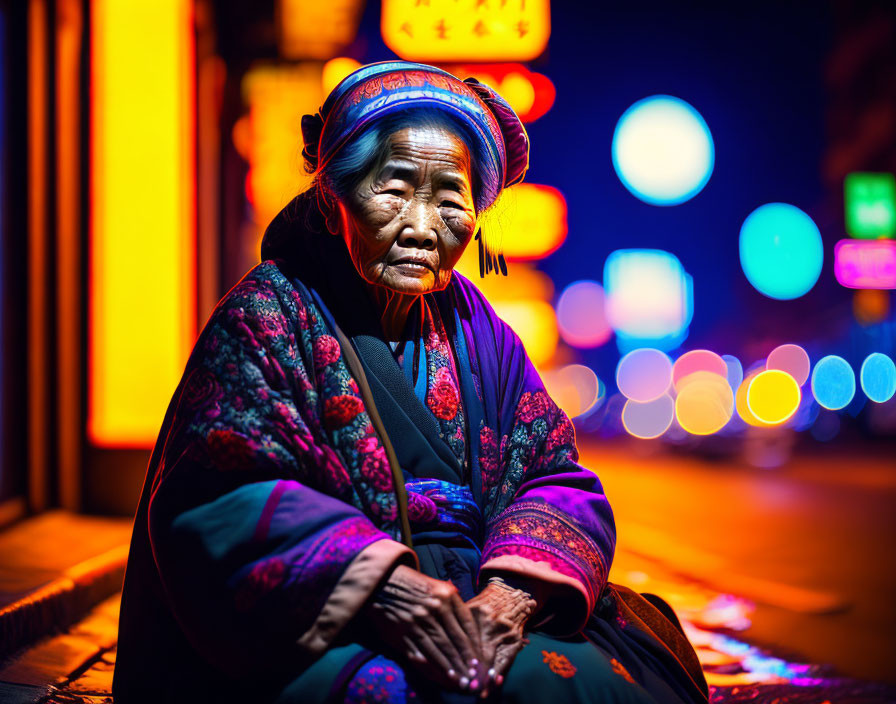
[{"x1": 334, "y1": 125, "x2": 477, "y2": 294}]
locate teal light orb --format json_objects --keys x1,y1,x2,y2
[
  {"x1": 739, "y1": 203, "x2": 823, "y2": 300},
  {"x1": 860, "y1": 353, "x2": 896, "y2": 403},
  {"x1": 811, "y1": 355, "x2": 855, "y2": 411}
]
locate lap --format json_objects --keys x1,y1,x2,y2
[{"x1": 273, "y1": 633, "x2": 658, "y2": 704}]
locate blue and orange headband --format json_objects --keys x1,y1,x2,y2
[{"x1": 301, "y1": 60, "x2": 530, "y2": 211}]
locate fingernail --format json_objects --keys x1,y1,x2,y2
[
  {"x1": 468, "y1": 667, "x2": 477, "y2": 677},
  {"x1": 488, "y1": 668, "x2": 497, "y2": 679},
  {"x1": 460, "y1": 677, "x2": 470, "y2": 688},
  {"x1": 470, "y1": 679, "x2": 480, "y2": 690},
  {"x1": 496, "y1": 674, "x2": 504, "y2": 685},
  {"x1": 481, "y1": 690, "x2": 490, "y2": 699},
  {"x1": 471, "y1": 658, "x2": 480, "y2": 666},
  {"x1": 448, "y1": 669, "x2": 456, "y2": 678}
]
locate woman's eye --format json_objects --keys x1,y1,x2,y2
[
  {"x1": 383, "y1": 188, "x2": 404, "y2": 196},
  {"x1": 440, "y1": 200, "x2": 461, "y2": 210}
]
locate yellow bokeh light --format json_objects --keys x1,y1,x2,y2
[
  {"x1": 242, "y1": 63, "x2": 325, "y2": 235},
  {"x1": 747, "y1": 369, "x2": 801, "y2": 425},
  {"x1": 674, "y1": 371, "x2": 734, "y2": 435},
  {"x1": 498, "y1": 72, "x2": 535, "y2": 116},
  {"x1": 480, "y1": 184, "x2": 567, "y2": 261},
  {"x1": 90, "y1": 0, "x2": 195, "y2": 446},
  {"x1": 278, "y1": 0, "x2": 365, "y2": 60},
  {"x1": 322, "y1": 57, "x2": 362, "y2": 97},
  {"x1": 492, "y1": 300, "x2": 558, "y2": 367},
  {"x1": 735, "y1": 371, "x2": 774, "y2": 427},
  {"x1": 381, "y1": 0, "x2": 551, "y2": 63}
]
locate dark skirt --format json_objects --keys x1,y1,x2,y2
[{"x1": 266, "y1": 542, "x2": 709, "y2": 704}]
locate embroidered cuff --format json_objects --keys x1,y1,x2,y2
[
  {"x1": 479, "y1": 501, "x2": 608, "y2": 634},
  {"x1": 296, "y1": 538, "x2": 419, "y2": 655}
]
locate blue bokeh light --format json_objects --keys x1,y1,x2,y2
[
  {"x1": 611, "y1": 95, "x2": 714, "y2": 206},
  {"x1": 739, "y1": 203, "x2": 823, "y2": 300},
  {"x1": 860, "y1": 353, "x2": 896, "y2": 403},
  {"x1": 811, "y1": 355, "x2": 855, "y2": 411}
]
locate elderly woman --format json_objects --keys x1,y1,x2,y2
[{"x1": 113, "y1": 61, "x2": 708, "y2": 704}]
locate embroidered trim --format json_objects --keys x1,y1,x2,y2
[{"x1": 482, "y1": 500, "x2": 607, "y2": 608}]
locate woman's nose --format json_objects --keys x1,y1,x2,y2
[{"x1": 396, "y1": 201, "x2": 438, "y2": 249}]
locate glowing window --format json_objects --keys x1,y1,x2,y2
[
  {"x1": 844, "y1": 172, "x2": 896, "y2": 239},
  {"x1": 89, "y1": 0, "x2": 196, "y2": 446},
  {"x1": 611, "y1": 95, "x2": 714, "y2": 206}
]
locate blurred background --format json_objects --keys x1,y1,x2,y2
[{"x1": 1, "y1": 0, "x2": 895, "y2": 701}]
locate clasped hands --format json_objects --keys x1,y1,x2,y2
[{"x1": 358, "y1": 564, "x2": 544, "y2": 698}]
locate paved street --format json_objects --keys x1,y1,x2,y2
[{"x1": 584, "y1": 439, "x2": 896, "y2": 685}]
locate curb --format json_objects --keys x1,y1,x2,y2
[{"x1": 0, "y1": 545, "x2": 128, "y2": 662}]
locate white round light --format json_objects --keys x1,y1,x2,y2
[{"x1": 612, "y1": 95, "x2": 714, "y2": 206}]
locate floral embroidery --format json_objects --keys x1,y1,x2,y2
[
  {"x1": 609, "y1": 657, "x2": 636, "y2": 684},
  {"x1": 422, "y1": 304, "x2": 466, "y2": 465},
  {"x1": 172, "y1": 260, "x2": 401, "y2": 537},
  {"x1": 542, "y1": 650, "x2": 577, "y2": 678},
  {"x1": 345, "y1": 655, "x2": 419, "y2": 703},
  {"x1": 233, "y1": 558, "x2": 287, "y2": 612},
  {"x1": 482, "y1": 501, "x2": 607, "y2": 610}
]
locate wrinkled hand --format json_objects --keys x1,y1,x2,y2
[
  {"x1": 466, "y1": 580, "x2": 539, "y2": 698},
  {"x1": 357, "y1": 565, "x2": 486, "y2": 694}
]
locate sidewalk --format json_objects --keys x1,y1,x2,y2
[{"x1": 1, "y1": 510, "x2": 895, "y2": 703}]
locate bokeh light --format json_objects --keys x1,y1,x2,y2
[
  {"x1": 556, "y1": 280, "x2": 612, "y2": 348},
  {"x1": 766, "y1": 344, "x2": 810, "y2": 386},
  {"x1": 611, "y1": 95, "x2": 714, "y2": 206},
  {"x1": 672, "y1": 349, "x2": 728, "y2": 391},
  {"x1": 811, "y1": 355, "x2": 856, "y2": 411},
  {"x1": 541, "y1": 364, "x2": 603, "y2": 418},
  {"x1": 616, "y1": 348, "x2": 673, "y2": 403},
  {"x1": 604, "y1": 249, "x2": 692, "y2": 350},
  {"x1": 622, "y1": 394, "x2": 675, "y2": 439},
  {"x1": 860, "y1": 353, "x2": 896, "y2": 403},
  {"x1": 747, "y1": 370, "x2": 801, "y2": 425},
  {"x1": 322, "y1": 56, "x2": 361, "y2": 96},
  {"x1": 491, "y1": 300, "x2": 558, "y2": 367},
  {"x1": 735, "y1": 371, "x2": 773, "y2": 427},
  {"x1": 853, "y1": 289, "x2": 890, "y2": 326},
  {"x1": 722, "y1": 354, "x2": 744, "y2": 393},
  {"x1": 739, "y1": 203, "x2": 823, "y2": 300},
  {"x1": 834, "y1": 239, "x2": 896, "y2": 289},
  {"x1": 482, "y1": 184, "x2": 567, "y2": 261},
  {"x1": 844, "y1": 172, "x2": 896, "y2": 239},
  {"x1": 675, "y1": 371, "x2": 734, "y2": 435}
]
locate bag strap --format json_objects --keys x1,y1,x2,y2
[{"x1": 331, "y1": 320, "x2": 414, "y2": 549}]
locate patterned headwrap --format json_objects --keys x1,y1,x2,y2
[{"x1": 301, "y1": 60, "x2": 530, "y2": 215}]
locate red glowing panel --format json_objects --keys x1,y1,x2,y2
[
  {"x1": 834, "y1": 239, "x2": 896, "y2": 289},
  {"x1": 446, "y1": 63, "x2": 555, "y2": 123}
]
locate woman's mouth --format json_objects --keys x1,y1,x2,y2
[{"x1": 391, "y1": 258, "x2": 434, "y2": 276}]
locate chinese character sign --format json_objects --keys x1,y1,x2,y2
[{"x1": 381, "y1": 0, "x2": 550, "y2": 62}]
